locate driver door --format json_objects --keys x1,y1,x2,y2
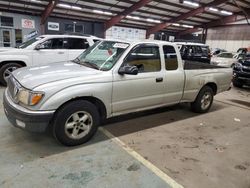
[
  {"x1": 32, "y1": 38, "x2": 69, "y2": 65},
  {"x1": 112, "y1": 44, "x2": 165, "y2": 115}
]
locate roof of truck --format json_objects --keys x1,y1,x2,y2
[
  {"x1": 175, "y1": 42, "x2": 208, "y2": 46},
  {"x1": 39, "y1": 34, "x2": 102, "y2": 39},
  {"x1": 103, "y1": 39, "x2": 176, "y2": 46}
]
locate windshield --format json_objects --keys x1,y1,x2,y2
[
  {"x1": 74, "y1": 41, "x2": 130, "y2": 71},
  {"x1": 17, "y1": 37, "x2": 44, "y2": 49},
  {"x1": 217, "y1": 53, "x2": 233, "y2": 58}
]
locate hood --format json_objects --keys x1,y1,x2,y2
[
  {"x1": 212, "y1": 57, "x2": 231, "y2": 61},
  {"x1": 0, "y1": 47, "x2": 15, "y2": 52},
  {"x1": 12, "y1": 61, "x2": 102, "y2": 89},
  {"x1": 212, "y1": 57, "x2": 235, "y2": 64},
  {"x1": 0, "y1": 48, "x2": 28, "y2": 55}
]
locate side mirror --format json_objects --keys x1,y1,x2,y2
[
  {"x1": 35, "y1": 44, "x2": 45, "y2": 50},
  {"x1": 118, "y1": 65, "x2": 138, "y2": 75}
]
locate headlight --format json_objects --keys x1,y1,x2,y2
[
  {"x1": 17, "y1": 89, "x2": 44, "y2": 106},
  {"x1": 234, "y1": 63, "x2": 242, "y2": 70}
]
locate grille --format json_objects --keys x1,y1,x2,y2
[{"x1": 242, "y1": 66, "x2": 250, "y2": 73}]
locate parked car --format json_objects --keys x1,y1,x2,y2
[
  {"x1": 3, "y1": 40, "x2": 232, "y2": 146},
  {"x1": 237, "y1": 47, "x2": 250, "y2": 54},
  {"x1": 211, "y1": 52, "x2": 237, "y2": 67},
  {"x1": 211, "y1": 48, "x2": 227, "y2": 56},
  {"x1": 176, "y1": 42, "x2": 211, "y2": 64},
  {"x1": 232, "y1": 53, "x2": 250, "y2": 87},
  {"x1": 0, "y1": 34, "x2": 101, "y2": 85}
]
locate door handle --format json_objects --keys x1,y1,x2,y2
[
  {"x1": 156, "y1": 77, "x2": 163, "y2": 82},
  {"x1": 58, "y1": 52, "x2": 64, "y2": 54}
]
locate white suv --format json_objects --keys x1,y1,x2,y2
[{"x1": 0, "y1": 34, "x2": 101, "y2": 85}]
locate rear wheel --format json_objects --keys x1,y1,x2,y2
[
  {"x1": 0, "y1": 63, "x2": 22, "y2": 86},
  {"x1": 52, "y1": 100, "x2": 100, "y2": 146},
  {"x1": 191, "y1": 86, "x2": 214, "y2": 113}
]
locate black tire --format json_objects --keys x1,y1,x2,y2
[
  {"x1": 0, "y1": 63, "x2": 22, "y2": 86},
  {"x1": 232, "y1": 81, "x2": 243, "y2": 88},
  {"x1": 191, "y1": 86, "x2": 214, "y2": 113},
  {"x1": 52, "y1": 100, "x2": 100, "y2": 146}
]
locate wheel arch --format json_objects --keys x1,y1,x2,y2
[
  {"x1": 55, "y1": 96, "x2": 107, "y2": 121},
  {"x1": 204, "y1": 82, "x2": 217, "y2": 95},
  {"x1": 0, "y1": 60, "x2": 27, "y2": 68}
]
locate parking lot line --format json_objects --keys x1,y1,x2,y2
[
  {"x1": 214, "y1": 99, "x2": 250, "y2": 110},
  {"x1": 99, "y1": 127, "x2": 184, "y2": 188}
]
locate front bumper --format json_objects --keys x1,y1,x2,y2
[
  {"x1": 233, "y1": 71, "x2": 250, "y2": 86},
  {"x1": 3, "y1": 90, "x2": 55, "y2": 133}
]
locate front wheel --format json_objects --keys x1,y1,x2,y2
[
  {"x1": 191, "y1": 86, "x2": 214, "y2": 113},
  {"x1": 0, "y1": 63, "x2": 22, "y2": 86},
  {"x1": 52, "y1": 100, "x2": 100, "y2": 146}
]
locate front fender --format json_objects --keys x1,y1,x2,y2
[
  {"x1": 0, "y1": 55, "x2": 31, "y2": 66},
  {"x1": 39, "y1": 83, "x2": 113, "y2": 118}
]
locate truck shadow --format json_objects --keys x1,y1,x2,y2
[
  {"x1": 101, "y1": 102, "x2": 226, "y2": 137},
  {"x1": 1, "y1": 102, "x2": 227, "y2": 162},
  {"x1": 234, "y1": 85, "x2": 250, "y2": 91},
  {"x1": 229, "y1": 99, "x2": 250, "y2": 108}
]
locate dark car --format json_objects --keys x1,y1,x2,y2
[
  {"x1": 232, "y1": 53, "x2": 250, "y2": 88},
  {"x1": 177, "y1": 43, "x2": 211, "y2": 64},
  {"x1": 237, "y1": 48, "x2": 250, "y2": 54}
]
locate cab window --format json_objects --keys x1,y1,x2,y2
[
  {"x1": 195, "y1": 46, "x2": 202, "y2": 53},
  {"x1": 124, "y1": 44, "x2": 161, "y2": 72},
  {"x1": 163, "y1": 45, "x2": 178, "y2": 70},
  {"x1": 40, "y1": 38, "x2": 64, "y2": 49}
]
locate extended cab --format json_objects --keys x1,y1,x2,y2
[
  {"x1": 0, "y1": 34, "x2": 101, "y2": 85},
  {"x1": 3, "y1": 40, "x2": 232, "y2": 146}
]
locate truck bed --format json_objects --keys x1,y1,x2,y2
[
  {"x1": 184, "y1": 60, "x2": 225, "y2": 70},
  {"x1": 182, "y1": 60, "x2": 232, "y2": 102}
]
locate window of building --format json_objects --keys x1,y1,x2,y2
[
  {"x1": 1, "y1": 16, "x2": 14, "y2": 27},
  {"x1": 15, "y1": 29, "x2": 22, "y2": 46},
  {"x1": 65, "y1": 24, "x2": 73, "y2": 32},
  {"x1": 75, "y1": 25, "x2": 83, "y2": 33},
  {"x1": 124, "y1": 45, "x2": 161, "y2": 72},
  {"x1": 66, "y1": 38, "x2": 89, "y2": 49},
  {"x1": 163, "y1": 45, "x2": 178, "y2": 70},
  {"x1": 2, "y1": 30, "x2": 11, "y2": 47}
]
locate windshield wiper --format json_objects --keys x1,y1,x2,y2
[{"x1": 78, "y1": 61, "x2": 100, "y2": 70}]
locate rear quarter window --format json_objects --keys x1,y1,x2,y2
[
  {"x1": 163, "y1": 45, "x2": 178, "y2": 70},
  {"x1": 66, "y1": 38, "x2": 89, "y2": 49}
]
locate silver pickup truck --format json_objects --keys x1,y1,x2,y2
[{"x1": 3, "y1": 40, "x2": 232, "y2": 146}]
